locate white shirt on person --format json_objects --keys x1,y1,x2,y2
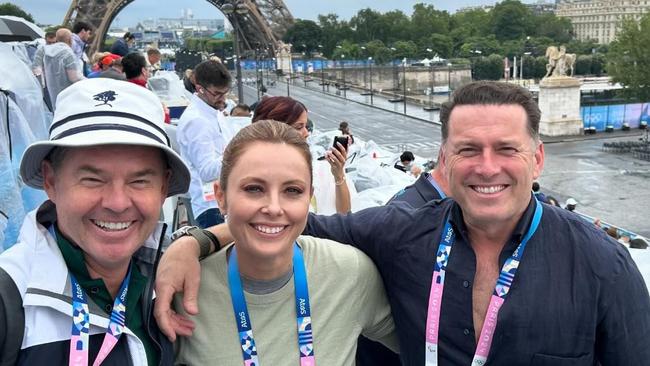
[{"x1": 176, "y1": 94, "x2": 233, "y2": 218}]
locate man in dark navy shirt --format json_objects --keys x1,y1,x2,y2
[
  {"x1": 356, "y1": 161, "x2": 449, "y2": 366},
  {"x1": 157, "y1": 81, "x2": 650, "y2": 365}
]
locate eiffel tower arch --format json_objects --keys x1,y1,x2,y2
[{"x1": 62, "y1": 0, "x2": 294, "y2": 57}]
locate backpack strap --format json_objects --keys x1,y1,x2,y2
[{"x1": 0, "y1": 267, "x2": 24, "y2": 366}]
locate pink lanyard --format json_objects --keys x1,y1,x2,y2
[{"x1": 425, "y1": 200, "x2": 542, "y2": 365}]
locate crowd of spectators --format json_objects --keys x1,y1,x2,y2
[{"x1": 30, "y1": 22, "x2": 163, "y2": 112}]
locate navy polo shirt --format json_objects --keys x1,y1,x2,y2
[{"x1": 305, "y1": 196, "x2": 650, "y2": 365}]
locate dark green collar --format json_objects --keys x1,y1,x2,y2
[{"x1": 55, "y1": 226, "x2": 147, "y2": 322}]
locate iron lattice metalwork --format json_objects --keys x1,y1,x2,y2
[{"x1": 63, "y1": 0, "x2": 294, "y2": 57}]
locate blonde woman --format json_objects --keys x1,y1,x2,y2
[{"x1": 174, "y1": 121, "x2": 397, "y2": 365}]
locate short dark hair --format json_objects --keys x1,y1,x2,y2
[
  {"x1": 72, "y1": 21, "x2": 92, "y2": 34},
  {"x1": 45, "y1": 31, "x2": 56, "y2": 39},
  {"x1": 45, "y1": 147, "x2": 69, "y2": 171},
  {"x1": 121, "y1": 52, "x2": 146, "y2": 79},
  {"x1": 532, "y1": 181, "x2": 540, "y2": 192},
  {"x1": 400, "y1": 151, "x2": 415, "y2": 162},
  {"x1": 124, "y1": 32, "x2": 135, "y2": 41},
  {"x1": 440, "y1": 81, "x2": 540, "y2": 142},
  {"x1": 193, "y1": 60, "x2": 231, "y2": 89},
  {"x1": 630, "y1": 238, "x2": 649, "y2": 249},
  {"x1": 231, "y1": 103, "x2": 251, "y2": 113}
]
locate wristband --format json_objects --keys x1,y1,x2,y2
[{"x1": 171, "y1": 226, "x2": 219, "y2": 260}]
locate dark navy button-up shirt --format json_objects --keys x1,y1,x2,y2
[
  {"x1": 386, "y1": 172, "x2": 444, "y2": 208},
  {"x1": 305, "y1": 196, "x2": 650, "y2": 366}
]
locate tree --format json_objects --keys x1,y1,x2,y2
[
  {"x1": 422, "y1": 34, "x2": 453, "y2": 59},
  {"x1": 0, "y1": 3, "x2": 34, "y2": 23},
  {"x1": 409, "y1": 3, "x2": 450, "y2": 41},
  {"x1": 575, "y1": 55, "x2": 592, "y2": 75},
  {"x1": 490, "y1": 0, "x2": 533, "y2": 41},
  {"x1": 533, "y1": 13, "x2": 573, "y2": 44},
  {"x1": 450, "y1": 9, "x2": 491, "y2": 38},
  {"x1": 391, "y1": 40, "x2": 418, "y2": 60},
  {"x1": 458, "y1": 35, "x2": 501, "y2": 58},
  {"x1": 317, "y1": 14, "x2": 353, "y2": 57},
  {"x1": 283, "y1": 19, "x2": 323, "y2": 55},
  {"x1": 381, "y1": 10, "x2": 410, "y2": 44},
  {"x1": 521, "y1": 55, "x2": 537, "y2": 79},
  {"x1": 473, "y1": 54, "x2": 504, "y2": 80},
  {"x1": 591, "y1": 53, "x2": 605, "y2": 75},
  {"x1": 607, "y1": 14, "x2": 650, "y2": 101},
  {"x1": 533, "y1": 56, "x2": 548, "y2": 79},
  {"x1": 349, "y1": 8, "x2": 383, "y2": 43},
  {"x1": 566, "y1": 39, "x2": 599, "y2": 55}
]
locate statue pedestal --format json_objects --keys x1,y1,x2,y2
[
  {"x1": 275, "y1": 42, "x2": 293, "y2": 76},
  {"x1": 538, "y1": 76, "x2": 583, "y2": 136}
]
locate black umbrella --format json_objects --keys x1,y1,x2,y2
[{"x1": 0, "y1": 16, "x2": 44, "y2": 42}]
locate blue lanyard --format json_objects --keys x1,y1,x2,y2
[
  {"x1": 48, "y1": 226, "x2": 132, "y2": 366},
  {"x1": 425, "y1": 198, "x2": 543, "y2": 366},
  {"x1": 427, "y1": 174, "x2": 446, "y2": 199},
  {"x1": 228, "y1": 243, "x2": 315, "y2": 366}
]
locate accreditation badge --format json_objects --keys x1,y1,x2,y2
[{"x1": 202, "y1": 180, "x2": 217, "y2": 202}]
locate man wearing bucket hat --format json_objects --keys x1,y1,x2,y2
[{"x1": 0, "y1": 78, "x2": 192, "y2": 365}]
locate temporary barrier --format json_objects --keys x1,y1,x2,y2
[{"x1": 582, "y1": 102, "x2": 650, "y2": 131}]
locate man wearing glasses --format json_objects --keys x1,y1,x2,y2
[{"x1": 176, "y1": 60, "x2": 233, "y2": 228}]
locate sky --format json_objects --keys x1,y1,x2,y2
[{"x1": 12, "y1": 0, "x2": 537, "y2": 27}]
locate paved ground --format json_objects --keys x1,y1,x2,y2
[{"x1": 240, "y1": 79, "x2": 650, "y2": 236}]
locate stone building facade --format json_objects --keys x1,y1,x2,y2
[{"x1": 556, "y1": 0, "x2": 650, "y2": 44}]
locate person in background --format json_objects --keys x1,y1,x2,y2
[
  {"x1": 631, "y1": 237, "x2": 649, "y2": 249},
  {"x1": 87, "y1": 52, "x2": 118, "y2": 78},
  {"x1": 110, "y1": 32, "x2": 135, "y2": 57},
  {"x1": 43, "y1": 28, "x2": 84, "y2": 108},
  {"x1": 532, "y1": 181, "x2": 548, "y2": 204},
  {"x1": 387, "y1": 154, "x2": 448, "y2": 208},
  {"x1": 339, "y1": 121, "x2": 355, "y2": 145},
  {"x1": 121, "y1": 52, "x2": 149, "y2": 88},
  {"x1": 546, "y1": 195, "x2": 560, "y2": 207},
  {"x1": 252, "y1": 96, "x2": 352, "y2": 214},
  {"x1": 182, "y1": 69, "x2": 196, "y2": 94},
  {"x1": 176, "y1": 60, "x2": 233, "y2": 228},
  {"x1": 394, "y1": 151, "x2": 422, "y2": 177},
  {"x1": 98, "y1": 56, "x2": 125, "y2": 81},
  {"x1": 71, "y1": 21, "x2": 93, "y2": 75},
  {"x1": 32, "y1": 31, "x2": 56, "y2": 85},
  {"x1": 230, "y1": 104, "x2": 251, "y2": 117},
  {"x1": 146, "y1": 48, "x2": 162, "y2": 76},
  {"x1": 565, "y1": 197, "x2": 577, "y2": 212}
]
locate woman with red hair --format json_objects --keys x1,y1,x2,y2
[{"x1": 252, "y1": 96, "x2": 351, "y2": 214}]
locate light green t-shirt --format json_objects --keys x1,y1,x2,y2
[{"x1": 175, "y1": 236, "x2": 398, "y2": 365}]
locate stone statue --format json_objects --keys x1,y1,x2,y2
[
  {"x1": 544, "y1": 46, "x2": 576, "y2": 78},
  {"x1": 277, "y1": 41, "x2": 292, "y2": 57}
]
